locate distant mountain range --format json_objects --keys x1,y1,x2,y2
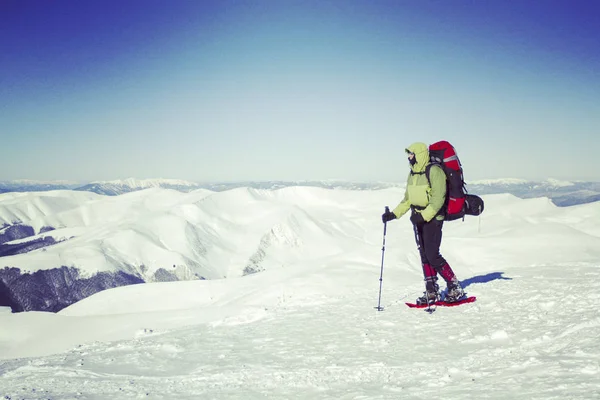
[
  {"x1": 466, "y1": 179, "x2": 600, "y2": 207},
  {"x1": 0, "y1": 180, "x2": 80, "y2": 193},
  {"x1": 1, "y1": 178, "x2": 599, "y2": 206},
  {"x1": 73, "y1": 178, "x2": 202, "y2": 196}
]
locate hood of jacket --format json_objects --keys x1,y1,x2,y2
[{"x1": 406, "y1": 142, "x2": 430, "y2": 173}]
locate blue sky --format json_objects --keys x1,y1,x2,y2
[{"x1": 1, "y1": 0, "x2": 599, "y2": 183}]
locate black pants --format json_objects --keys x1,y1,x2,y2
[{"x1": 412, "y1": 215, "x2": 447, "y2": 271}]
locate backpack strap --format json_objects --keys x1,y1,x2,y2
[
  {"x1": 410, "y1": 164, "x2": 433, "y2": 179},
  {"x1": 424, "y1": 163, "x2": 446, "y2": 218},
  {"x1": 424, "y1": 163, "x2": 433, "y2": 186}
]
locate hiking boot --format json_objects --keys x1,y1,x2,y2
[
  {"x1": 445, "y1": 282, "x2": 465, "y2": 303},
  {"x1": 415, "y1": 290, "x2": 440, "y2": 306}
]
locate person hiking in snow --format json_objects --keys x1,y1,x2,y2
[{"x1": 381, "y1": 142, "x2": 465, "y2": 305}]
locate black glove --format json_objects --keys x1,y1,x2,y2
[
  {"x1": 381, "y1": 209, "x2": 396, "y2": 223},
  {"x1": 410, "y1": 212, "x2": 426, "y2": 225}
]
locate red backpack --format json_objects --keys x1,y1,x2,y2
[{"x1": 426, "y1": 141, "x2": 484, "y2": 221}]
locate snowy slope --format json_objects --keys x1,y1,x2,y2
[
  {"x1": 1, "y1": 189, "x2": 600, "y2": 399},
  {"x1": 0, "y1": 190, "x2": 103, "y2": 229},
  {"x1": 0, "y1": 188, "x2": 215, "y2": 276}
]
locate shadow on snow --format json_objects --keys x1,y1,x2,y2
[{"x1": 460, "y1": 272, "x2": 512, "y2": 290}]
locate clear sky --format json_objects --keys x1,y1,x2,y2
[{"x1": 1, "y1": 0, "x2": 599, "y2": 183}]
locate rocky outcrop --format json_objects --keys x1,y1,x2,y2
[
  {"x1": 0, "y1": 266, "x2": 144, "y2": 313},
  {"x1": 0, "y1": 236, "x2": 58, "y2": 257},
  {"x1": 0, "y1": 224, "x2": 35, "y2": 245}
]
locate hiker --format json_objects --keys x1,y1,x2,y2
[{"x1": 381, "y1": 142, "x2": 465, "y2": 305}]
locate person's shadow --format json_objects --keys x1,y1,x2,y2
[
  {"x1": 441, "y1": 272, "x2": 512, "y2": 297},
  {"x1": 461, "y1": 272, "x2": 512, "y2": 289}
]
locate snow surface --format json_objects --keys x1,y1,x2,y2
[{"x1": 1, "y1": 188, "x2": 600, "y2": 399}]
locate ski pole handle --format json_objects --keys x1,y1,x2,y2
[{"x1": 383, "y1": 206, "x2": 389, "y2": 235}]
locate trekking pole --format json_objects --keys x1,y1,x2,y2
[{"x1": 375, "y1": 206, "x2": 389, "y2": 311}]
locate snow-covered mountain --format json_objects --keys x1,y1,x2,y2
[
  {"x1": 74, "y1": 178, "x2": 204, "y2": 195},
  {"x1": 1, "y1": 187, "x2": 600, "y2": 399},
  {"x1": 0, "y1": 187, "x2": 378, "y2": 312}
]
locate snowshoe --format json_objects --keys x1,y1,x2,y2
[
  {"x1": 415, "y1": 290, "x2": 440, "y2": 306},
  {"x1": 444, "y1": 282, "x2": 465, "y2": 303}
]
